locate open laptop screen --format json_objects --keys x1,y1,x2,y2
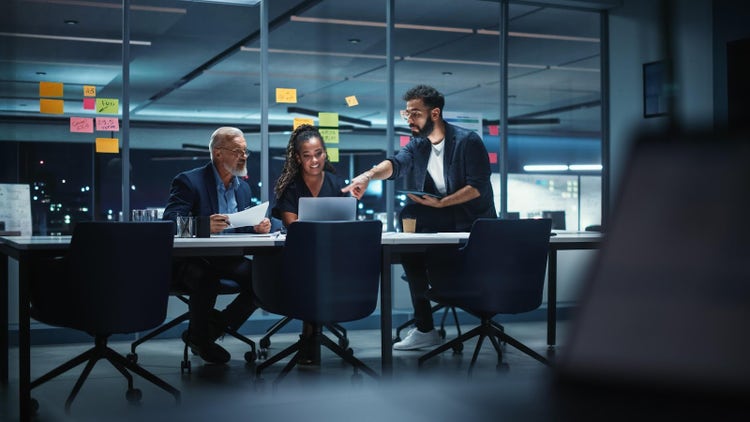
[
  {"x1": 297, "y1": 197, "x2": 357, "y2": 222},
  {"x1": 557, "y1": 130, "x2": 750, "y2": 397}
]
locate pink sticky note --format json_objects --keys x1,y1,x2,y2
[
  {"x1": 70, "y1": 117, "x2": 94, "y2": 133},
  {"x1": 489, "y1": 125, "x2": 499, "y2": 136},
  {"x1": 83, "y1": 98, "x2": 95, "y2": 110},
  {"x1": 400, "y1": 136, "x2": 410, "y2": 147},
  {"x1": 96, "y1": 117, "x2": 119, "y2": 131},
  {"x1": 488, "y1": 152, "x2": 498, "y2": 164}
]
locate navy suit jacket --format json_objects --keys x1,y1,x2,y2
[{"x1": 163, "y1": 162, "x2": 258, "y2": 233}]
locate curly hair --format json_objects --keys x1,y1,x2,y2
[
  {"x1": 274, "y1": 124, "x2": 336, "y2": 199},
  {"x1": 403, "y1": 85, "x2": 445, "y2": 117}
]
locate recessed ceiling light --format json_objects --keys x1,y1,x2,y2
[
  {"x1": 442, "y1": 71, "x2": 452, "y2": 76},
  {"x1": 36, "y1": 71, "x2": 46, "y2": 75},
  {"x1": 348, "y1": 38, "x2": 361, "y2": 44},
  {"x1": 64, "y1": 19, "x2": 79, "y2": 25}
]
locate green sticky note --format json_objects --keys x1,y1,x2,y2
[
  {"x1": 319, "y1": 128, "x2": 339, "y2": 144},
  {"x1": 318, "y1": 112, "x2": 338, "y2": 127},
  {"x1": 96, "y1": 98, "x2": 119, "y2": 114},
  {"x1": 327, "y1": 147, "x2": 339, "y2": 162}
]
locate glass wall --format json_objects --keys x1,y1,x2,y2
[{"x1": 0, "y1": 0, "x2": 603, "y2": 234}]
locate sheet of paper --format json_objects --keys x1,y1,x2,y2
[{"x1": 225, "y1": 201, "x2": 269, "y2": 228}]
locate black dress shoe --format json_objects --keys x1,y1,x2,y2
[
  {"x1": 182, "y1": 331, "x2": 230, "y2": 364},
  {"x1": 207, "y1": 309, "x2": 227, "y2": 341}
]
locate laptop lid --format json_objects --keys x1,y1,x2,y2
[
  {"x1": 297, "y1": 197, "x2": 357, "y2": 222},
  {"x1": 556, "y1": 129, "x2": 750, "y2": 397}
]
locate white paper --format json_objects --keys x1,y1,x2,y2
[{"x1": 225, "y1": 202, "x2": 269, "y2": 228}]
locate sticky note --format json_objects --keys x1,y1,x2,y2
[
  {"x1": 96, "y1": 117, "x2": 119, "y2": 131},
  {"x1": 40, "y1": 99, "x2": 64, "y2": 114},
  {"x1": 96, "y1": 98, "x2": 119, "y2": 114},
  {"x1": 39, "y1": 81, "x2": 63, "y2": 97},
  {"x1": 83, "y1": 98, "x2": 95, "y2": 110},
  {"x1": 327, "y1": 147, "x2": 339, "y2": 163},
  {"x1": 488, "y1": 152, "x2": 498, "y2": 164},
  {"x1": 400, "y1": 135, "x2": 410, "y2": 147},
  {"x1": 83, "y1": 85, "x2": 96, "y2": 97},
  {"x1": 318, "y1": 112, "x2": 338, "y2": 127},
  {"x1": 319, "y1": 128, "x2": 339, "y2": 144},
  {"x1": 489, "y1": 125, "x2": 499, "y2": 136},
  {"x1": 95, "y1": 137, "x2": 119, "y2": 153},
  {"x1": 275, "y1": 88, "x2": 297, "y2": 103},
  {"x1": 345, "y1": 95, "x2": 358, "y2": 107},
  {"x1": 293, "y1": 117, "x2": 314, "y2": 129},
  {"x1": 70, "y1": 117, "x2": 94, "y2": 133}
]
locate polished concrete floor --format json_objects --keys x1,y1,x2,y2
[{"x1": 3, "y1": 320, "x2": 562, "y2": 422}]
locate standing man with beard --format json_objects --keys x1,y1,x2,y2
[
  {"x1": 342, "y1": 85, "x2": 496, "y2": 351},
  {"x1": 163, "y1": 126, "x2": 271, "y2": 364}
]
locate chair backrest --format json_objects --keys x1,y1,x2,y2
[
  {"x1": 32, "y1": 222, "x2": 174, "y2": 335},
  {"x1": 427, "y1": 218, "x2": 552, "y2": 315},
  {"x1": 256, "y1": 220, "x2": 382, "y2": 323}
]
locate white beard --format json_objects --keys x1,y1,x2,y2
[{"x1": 224, "y1": 162, "x2": 247, "y2": 177}]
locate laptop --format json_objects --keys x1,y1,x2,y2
[
  {"x1": 297, "y1": 196, "x2": 357, "y2": 222},
  {"x1": 555, "y1": 129, "x2": 750, "y2": 401}
]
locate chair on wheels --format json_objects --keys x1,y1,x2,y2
[
  {"x1": 418, "y1": 218, "x2": 553, "y2": 374},
  {"x1": 128, "y1": 278, "x2": 257, "y2": 374},
  {"x1": 258, "y1": 317, "x2": 349, "y2": 358},
  {"x1": 393, "y1": 274, "x2": 462, "y2": 344},
  {"x1": 28, "y1": 222, "x2": 180, "y2": 414},
  {"x1": 252, "y1": 220, "x2": 382, "y2": 385}
]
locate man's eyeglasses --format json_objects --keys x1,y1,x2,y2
[
  {"x1": 399, "y1": 108, "x2": 431, "y2": 121},
  {"x1": 218, "y1": 147, "x2": 250, "y2": 157}
]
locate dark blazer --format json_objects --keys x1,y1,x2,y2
[
  {"x1": 387, "y1": 122, "x2": 496, "y2": 231},
  {"x1": 163, "y1": 162, "x2": 257, "y2": 233}
]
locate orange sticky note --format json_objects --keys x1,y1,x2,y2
[
  {"x1": 83, "y1": 85, "x2": 96, "y2": 97},
  {"x1": 39, "y1": 81, "x2": 63, "y2": 97},
  {"x1": 275, "y1": 88, "x2": 297, "y2": 103},
  {"x1": 95, "y1": 137, "x2": 119, "y2": 153},
  {"x1": 488, "y1": 152, "x2": 498, "y2": 164},
  {"x1": 400, "y1": 135, "x2": 410, "y2": 147},
  {"x1": 327, "y1": 147, "x2": 339, "y2": 163},
  {"x1": 70, "y1": 117, "x2": 94, "y2": 133},
  {"x1": 293, "y1": 117, "x2": 314, "y2": 129},
  {"x1": 345, "y1": 95, "x2": 358, "y2": 107},
  {"x1": 83, "y1": 98, "x2": 95, "y2": 110},
  {"x1": 489, "y1": 125, "x2": 499, "y2": 136},
  {"x1": 96, "y1": 117, "x2": 119, "y2": 131},
  {"x1": 40, "y1": 99, "x2": 64, "y2": 114}
]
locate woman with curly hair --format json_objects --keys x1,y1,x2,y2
[{"x1": 271, "y1": 124, "x2": 349, "y2": 227}]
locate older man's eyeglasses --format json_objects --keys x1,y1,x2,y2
[
  {"x1": 399, "y1": 108, "x2": 431, "y2": 121},
  {"x1": 218, "y1": 147, "x2": 250, "y2": 157}
]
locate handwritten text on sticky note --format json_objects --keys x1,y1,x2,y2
[
  {"x1": 96, "y1": 117, "x2": 119, "y2": 131},
  {"x1": 319, "y1": 128, "x2": 339, "y2": 144},
  {"x1": 96, "y1": 98, "x2": 119, "y2": 114},
  {"x1": 83, "y1": 85, "x2": 96, "y2": 97},
  {"x1": 275, "y1": 88, "x2": 297, "y2": 103},
  {"x1": 345, "y1": 95, "x2": 358, "y2": 107},
  {"x1": 293, "y1": 117, "x2": 315, "y2": 130},
  {"x1": 70, "y1": 117, "x2": 94, "y2": 133}
]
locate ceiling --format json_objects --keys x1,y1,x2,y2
[{"x1": 0, "y1": 0, "x2": 616, "y2": 151}]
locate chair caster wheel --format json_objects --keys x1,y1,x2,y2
[
  {"x1": 245, "y1": 351, "x2": 257, "y2": 362},
  {"x1": 260, "y1": 338, "x2": 271, "y2": 349},
  {"x1": 181, "y1": 359, "x2": 191, "y2": 375},
  {"x1": 126, "y1": 352, "x2": 138, "y2": 363},
  {"x1": 438, "y1": 328, "x2": 446, "y2": 339},
  {"x1": 126, "y1": 388, "x2": 142, "y2": 403},
  {"x1": 338, "y1": 337, "x2": 349, "y2": 349},
  {"x1": 259, "y1": 348, "x2": 268, "y2": 359},
  {"x1": 451, "y1": 343, "x2": 463, "y2": 353}
]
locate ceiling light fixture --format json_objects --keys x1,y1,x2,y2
[
  {"x1": 288, "y1": 106, "x2": 372, "y2": 127},
  {"x1": 0, "y1": 32, "x2": 151, "y2": 45},
  {"x1": 442, "y1": 71, "x2": 453, "y2": 76},
  {"x1": 64, "y1": 19, "x2": 78, "y2": 25},
  {"x1": 348, "y1": 38, "x2": 361, "y2": 44}
]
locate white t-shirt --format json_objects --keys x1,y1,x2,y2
[{"x1": 427, "y1": 139, "x2": 447, "y2": 196}]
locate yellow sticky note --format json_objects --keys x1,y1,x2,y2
[
  {"x1": 275, "y1": 88, "x2": 297, "y2": 103},
  {"x1": 96, "y1": 98, "x2": 119, "y2": 114},
  {"x1": 83, "y1": 85, "x2": 96, "y2": 97},
  {"x1": 327, "y1": 147, "x2": 339, "y2": 163},
  {"x1": 318, "y1": 112, "x2": 339, "y2": 127},
  {"x1": 345, "y1": 95, "x2": 358, "y2": 107},
  {"x1": 39, "y1": 81, "x2": 63, "y2": 97},
  {"x1": 40, "y1": 99, "x2": 64, "y2": 114},
  {"x1": 95, "y1": 137, "x2": 119, "y2": 153},
  {"x1": 319, "y1": 128, "x2": 339, "y2": 144},
  {"x1": 293, "y1": 117, "x2": 315, "y2": 130}
]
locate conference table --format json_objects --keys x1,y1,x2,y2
[{"x1": 1, "y1": 229, "x2": 601, "y2": 420}]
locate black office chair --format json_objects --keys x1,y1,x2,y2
[
  {"x1": 28, "y1": 222, "x2": 180, "y2": 414},
  {"x1": 418, "y1": 218, "x2": 553, "y2": 374},
  {"x1": 252, "y1": 220, "x2": 382, "y2": 385},
  {"x1": 128, "y1": 278, "x2": 257, "y2": 374},
  {"x1": 258, "y1": 317, "x2": 349, "y2": 359}
]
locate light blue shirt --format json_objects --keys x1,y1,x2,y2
[{"x1": 212, "y1": 165, "x2": 239, "y2": 214}]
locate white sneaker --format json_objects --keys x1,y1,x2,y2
[{"x1": 393, "y1": 328, "x2": 441, "y2": 350}]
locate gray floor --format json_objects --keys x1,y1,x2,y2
[{"x1": 3, "y1": 320, "x2": 563, "y2": 422}]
